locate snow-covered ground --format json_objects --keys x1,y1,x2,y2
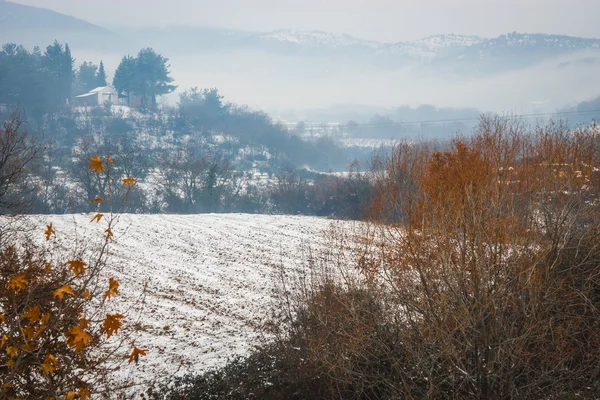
[{"x1": 33, "y1": 213, "x2": 352, "y2": 387}]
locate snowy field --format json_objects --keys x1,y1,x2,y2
[{"x1": 30, "y1": 213, "x2": 353, "y2": 387}]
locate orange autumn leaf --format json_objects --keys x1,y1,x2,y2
[
  {"x1": 7, "y1": 273, "x2": 27, "y2": 292},
  {"x1": 90, "y1": 213, "x2": 103, "y2": 224},
  {"x1": 65, "y1": 326, "x2": 93, "y2": 352},
  {"x1": 44, "y1": 223, "x2": 56, "y2": 241},
  {"x1": 105, "y1": 228, "x2": 114, "y2": 240},
  {"x1": 87, "y1": 154, "x2": 104, "y2": 173},
  {"x1": 54, "y1": 284, "x2": 76, "y2": 300},
  {"x1": 90, "y1": 197, "x2": 104, "y2": 204},
  {"x1": 128, "y1": 346, "x2": 147, "y2": 364},
  {"x1": 78, "y1": 315, "x2": 90, "y2": 330},
  {"x1": 104, "y1": 277, "x2": 119, "y2": 300},
  {"x1": 23, "y1": 306, "x2": 41, "y2": 323},
  {"x1": 66, "y1": 260, "x2": 87, "y2": 277},
  {"x1": 82, "y1": 289, "x2": 91, "y2": 299},
  {"x1": 103, "y1": 314, "x2": 125, "y2": 338},
  {"x1": 78, "y1": 387, "x2": 92, "y2": 400},
  {"x1": 122, "y1": 177, "x2": 136, "y2": 187},
  {"x1": 23, "y1": 325, "x2": 36, "y2": 341},
  {"x1": 65, "y1": 391, "x2": 77, "y2": 400},
  {"x1": 0, "y1": 313, "x2": 4, "y2": 323},
  {"x1": 0, "y1": 335, "x2": 8, "y2": 348},
  {"x1": 40, "y1": 354, "x2": 57, "y2": 375},
  {"x1": 6, "y1": 346, "x2": 18, "y2": 358},
  {"x1": 104, "y1": 155, "x2": 115, "y2": 165}
]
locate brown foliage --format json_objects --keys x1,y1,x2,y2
[{"x1": 287, "y1": 117, "x2": 600, "y2": 400}]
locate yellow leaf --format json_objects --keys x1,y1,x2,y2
[
  {"x1": 65, "y1": 391, "x2": 77, "y2": 400},
  {"x1": 66, "y1": 260, "x2": 87, "y2": 277},
  {"x1": 90, "y1": 197, "x2": 104, "y2": 204},
  {"x1": 90, "y1": 213, "x2": 103, "y2": 224},
  {"x1": 23, "y1": 306, "x2": 41, "y2": 323},
  {"x1": 0, "y1": 335, "x2": 8, "y2": 348},
  {"x1": 54, "y1": 284, "x2": 76, "y2": 300},
  {"x1": 128, "y1": 346, "x2": 147, "y2": 364},
  {"x1": 44, "y1": 223, "x2": 56, "y2": 241},
  {"x1": 7, "y1": 273, "x2": 27, "y2": 292},
  {"x1": 87, "y1": 154, "x2": 104, "y2": 173},
  {"x1": 104, "y1": 277, "x2": 119, "y2": 300},
  {"x1": 6, "y1": 346, "x2": 18, "y2": 358},
  {"x1": 103, "y1": 314, "x2": 125, "y2": 338},
  {"x1": 105, "y1": 228, "x2": 114, "y2": 240},
  {"x1": 78, "y1": 387, "x2": 92, "y2": 400},
  {"x1": 40, "y1": 354, "x2": 57, "y2": 375},
  {"x1": 6, "y1": 359, "x2": 14, "y2": 368},
  {"x1": 65, "y1": 326, "x2": 93, "y2": 352},
  {"x1": 122, "y1": 177, "x2": 136, "y2": 187}
]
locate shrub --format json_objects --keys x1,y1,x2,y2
[{"x1": 0, "y1": 119, "x2": 146, "y2": 398}]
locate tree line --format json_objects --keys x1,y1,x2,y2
[{"x1": 0, "y1": 41, "x2": 175, "y2": 123}]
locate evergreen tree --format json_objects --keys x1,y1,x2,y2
[
  {"x1": 113, "y1": 55, "x2": 137, "y2": 107},
  {"x1": 134, "y1": 48, "x2": 176, "y2": 110},
  {"x1": 97, "y1": 60, "x2": 107, "y2": 87},
  {"x1": 62, "y1": 44, "x2": 74, "y2": 104},
  {"x1": 75, "y1": 62, "x2": 98, "y2": 94}
]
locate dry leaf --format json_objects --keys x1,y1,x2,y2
[
  {"x1": 128, "y1": 346, "x2": 147, "y2": 364},
  {"x1": 87, "y1": 154, "x2": 104, "y2": 173},
  {"x1": 7, "y1": 273, "x2": 27, "y2": 292},
  {"x1": 103, "y1": 314, "x2": 125, "y2": 338},
  {"x1": 54, "y1": 284, "x2": 76, "y2": 300},
  {"x1": 44, "y1": 223, "x2": 56, "y2": 241},
  {"x1": 104, "y1": 277, "x2": 119, "y2": 300},
  {"x1": 66, "y1": 260, "x2": 87, "y2": 277}
]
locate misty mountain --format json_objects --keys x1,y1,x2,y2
[
  {"x1": 0, "y1": 0, "x2": 120, "y2": 51},
  {"x1": 131, "y1": 26, "x2": 600, "y2": 74},
  {"x1": 2, "y1": 0, "x2": 600, "y2": 76}
]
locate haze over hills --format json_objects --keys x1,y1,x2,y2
[
  {"x1": 2, "y1": 0, "x2": 600, "y2": 114},
  {"x1": 0, "y1": 0, "x2": 119, "y2": 50}
]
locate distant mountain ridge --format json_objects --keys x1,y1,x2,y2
[
  {"x1": 2, "y1": 0, "x2": 600, "y2": 75},
  {"x1": 0, "y1": 0, "x2": 119, "y2": 51}
]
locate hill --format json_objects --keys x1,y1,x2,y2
[{"x1": 0, "y1": 0, "x2": 121, "y2": 51}]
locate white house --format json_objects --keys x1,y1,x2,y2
[{"x1": 75, "y1": 86, "x2": 118, "y2": 107}]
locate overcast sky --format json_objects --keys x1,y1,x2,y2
[{"x1": 10, "y1": 0, "x2": 600, "y2": 42}]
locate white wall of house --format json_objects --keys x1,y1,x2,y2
[
  {"x1": 94, "y1": 87, "x2": 118, "y2": 105},
  {"x1": 75, "y1": 86, "x2": 118, "y2": 107}
]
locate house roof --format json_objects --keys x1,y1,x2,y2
[
  {"x1": 75, "y1": 86, "x2": 116, "y2": 98},
  {"x1": 75, "y1": 92, "x2": 96, "y2": 98}
]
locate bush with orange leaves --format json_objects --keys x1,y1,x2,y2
[
  {"x1": 250, "y1": 117, "x2": 600, "y2": 400},
  {"x1": 0, "y1": 151, "x2": 145, "y2": 399},
  {"x1": 340, "y1": 117, "x2": 600, "y2": 399}
]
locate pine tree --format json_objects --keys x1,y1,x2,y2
[
  {"x1": 113, "y1": 55, "x2": 136, "y2": 107},
  {"x1": 97, "y1": 60, "x2": 107, "y2": 87},
  {"x1": 62, "y1": 44, "x2": 74, "y2": 105},
  {"x1": 75, "y1": 62, "x2": 98, "y2": 94}
]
